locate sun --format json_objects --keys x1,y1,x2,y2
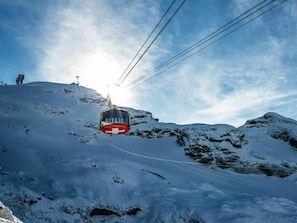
[
  {"x1": 81, "y1": 72, "x2": 134, "y2": 108},
  {"x1": 108, "y1": 84, "x2": 134, "y2": 107},
  {"x1": 63, "y1": 44, "x2": 136, "y2": 108}
]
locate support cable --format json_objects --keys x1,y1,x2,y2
[
  {"x1": 117, "y1": 0, "x2": 186, "y2": 87},
  {"x1": 126, "y1": 0, "x2": 287, "y2": 88},
  {"x1": 116, "y1": 0, "x2": 177, "y2": 86}
]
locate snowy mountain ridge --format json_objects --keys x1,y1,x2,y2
[{"x1": 1, "y1": 82, "x2": 297, "y2": 223}]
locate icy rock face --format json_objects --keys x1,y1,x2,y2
[
  {"x1": 177, "y1": 125, "x2": 248, "y2": 167},
  {"x1": 174, "y1": 113, "x2": 297, "y2": 178},
  {"x1": 128, "y1": 127, "x2": 179, "y2": 138},
  {"x1": 129, "y1": 112, "x2": 297, "y2": 178},
  {"x1": 0, "y1": 201, "x2": 22, "y2": 223},
  {"x1": 127, "y1": 108, "x2": 159, "y2": 126},
  {"x1": 242, "y1": 112, "x2": 297, "y2": 149}
]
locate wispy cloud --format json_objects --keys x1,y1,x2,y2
[
  {"x1": 136, "y1": 0, "x2": 297, "y2": 126},
  {"x1": 27, "y1": 0, "x2": 163, "y2": 103},
  {"x1": 21, "y1": 0, "x2": 297, "y2": 126}
]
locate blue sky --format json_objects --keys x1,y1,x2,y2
[{"x1": 1, "y1": 0, "x2": 297, "y2": 126}]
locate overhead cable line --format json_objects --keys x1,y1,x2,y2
[
  {"x1": 128, "y1": 0, "x2": 271, "y2": 86},
  {"x1": 127, "y1": 0, "x2": 276, "y2": 87},
  {"x1": 126, "y1": 0, "x2": 287, "y2": 88},
  {"x1": 116, "y1": 0, "x2": 177, "y2": 86},
  {"x1": 116, "y1": 0, "x2": 186, "y2": 87}
]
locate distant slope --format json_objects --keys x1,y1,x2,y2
[{"x1": 1, "y1": 82, "x2": 297, "y2": 223}]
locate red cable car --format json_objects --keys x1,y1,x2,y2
[{"x1": 100, "y1": 109, "x2": 131, "y2": 134}]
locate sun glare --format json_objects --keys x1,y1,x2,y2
[
  {"x1": 81, "y1": 71, "x2": 134, "y2": 108},
  {"x1": 108, "y1": 84, "x2": 133, "y2": 107}
]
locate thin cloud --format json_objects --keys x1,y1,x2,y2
[
  {"x1": 18, "y1": 0, "x2": 297, "y2": 126},
  {"x1": 138, "y1": 18, "x2": 297, "y2": 126},
  {"x1": 29, "y1": 0, "x2": 163, "y2": 98}
]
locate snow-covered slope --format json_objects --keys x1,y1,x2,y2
[
  {"x1": 0, "y1": 201, "x2": 22, "y2": 223},
  {"x1": 1, "y1": 82, "x2": 297, "y2": 223}
]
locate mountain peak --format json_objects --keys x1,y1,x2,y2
[{"x1": 243, "y1": 112, "x2": 297, "y2": 128}]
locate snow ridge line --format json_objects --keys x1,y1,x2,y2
[
  {"x1": 109, "y1": 143, "x2": 197, "y2": 165},
  {"x1": 110, "y1": 143, "x2": 294, "y2": 171}
]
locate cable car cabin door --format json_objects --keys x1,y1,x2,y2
[{"x1": 100, "y1": 109, "x2": 130, "y2": 134}]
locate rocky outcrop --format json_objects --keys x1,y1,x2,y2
[
  {"x1": 243, "y1": 112, "x2": 297, "y2": 149},
  {"x1": 129, "y1": 113, "x2": 297, "y2": 178}
]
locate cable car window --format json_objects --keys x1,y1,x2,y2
[{"x1": 101, "y1": 109, "x2": 130, "y2": 125}]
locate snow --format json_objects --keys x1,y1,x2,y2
[
  {"x1": 1, "y1": 82, "x2": 297, "y2": 223},
  {"x1": 0, "y1": 201, "x2": 22, "y2": 223}
]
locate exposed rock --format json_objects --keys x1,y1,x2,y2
[
  {"x1": 90, "y1": 206, "x2": 142, "y2": 217},
  {"x1": 128, "y1": 113, "x2": 297, "y2": 178}
]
